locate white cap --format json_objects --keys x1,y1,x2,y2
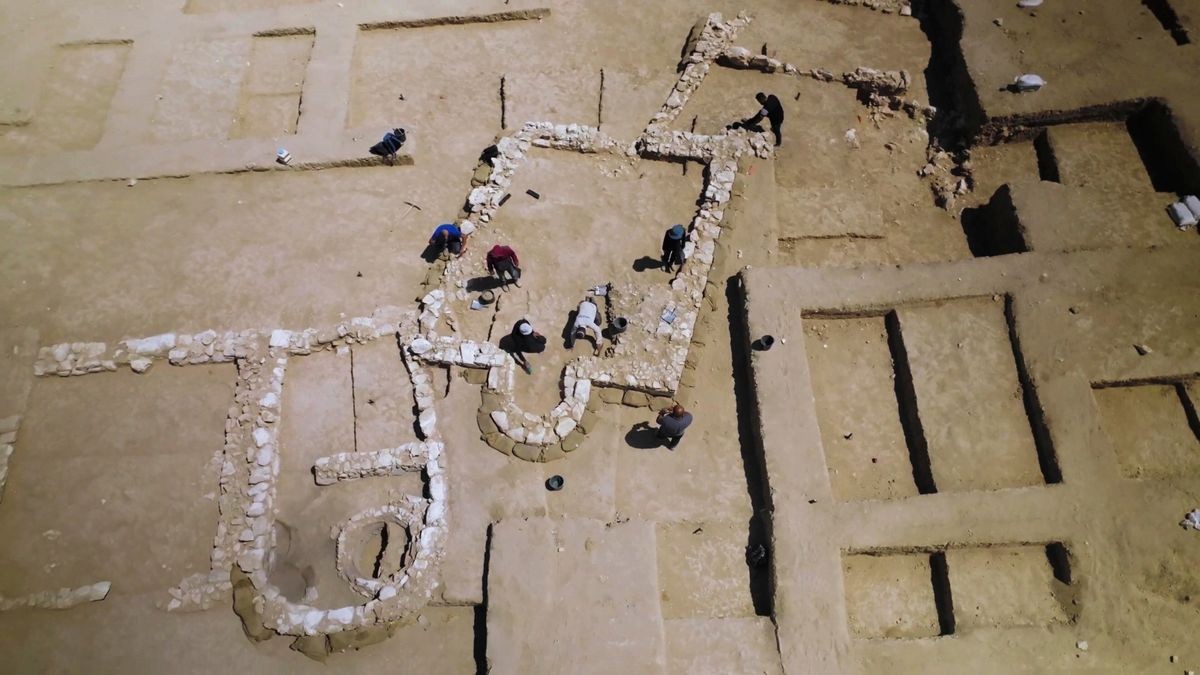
[
  {"x1": 459, "y1": 220, "x2": 477, "y2": 235},
  {"x1": 519, "y1": 322, "x2": 533, "y2": 335}
]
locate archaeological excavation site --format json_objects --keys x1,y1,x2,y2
[{"x1": 2, "y1": 0, "x2": 1199, "y2": 672}]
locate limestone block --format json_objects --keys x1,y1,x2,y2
[
  {"x1": 490, "y1": 410, "x2": 509, "y2": 432},
  {"x1": 577, "y1": 410, "x2": 600, "y2": 435},
  {"x1": 512, "y1": 443, "x2": 542, "y2": 462},
  {"x1": 526, "y1": 425, "x2": 547, "y2": 446},
  {"x1": 478, "y1": 409, "x2": 499, "y2": 436},
  {"x1": 129, "y1": 357, "x2": 153, "y2": 373},
  {"x1": 622, "y1": 390, "x2": 651, "y2": 407},
  {"x1": 598, "y1": 387, "x2": 625, "y2": 405},
  {"x1": 269, "y1": 330, "x2": 292, "y2": 349},
  {"x1": 231, "y1": 567, "x2": 273, "y2": 643},
  {"x1": 290, "y1": 635, "x2": 331, "y2": 662},
  {"x1": 485, "y1": 432, "x2": 516, "y2": 456},
  {"x1": 555, "y1": 418, "x2": 577, "y2": 438}
]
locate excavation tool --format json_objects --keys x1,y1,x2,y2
[{"x1": 398, "y1": 200, "x2": 423, "y2": 224}]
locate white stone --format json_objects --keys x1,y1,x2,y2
[
  {"x1": 252, "y1": 428, "x2": 270, "y2": 447},
  {"x1": 490, "y1": 410, "x2": 509, "y2": 431},
  {"x1": 430, "y1": 475, "x2": 447, "y2": 501},
  {"x1": 269, "y1": 330, "x2": 292, "y2": 348},
  {"x1": 459, "y1": 342, "x2": 478, "y2": 365},
  {"x1": 256, "y1": 447, "x2": 273, "y2": 466},
  {"x1": 427, "y1": 501, "x2": 445, "y2": 524},
  {"x1": 378, "y1": 585, "x2": 398, "y2": 601},
  {"x1": 246, "y1": 502, "x2": 266, "y2": 517},
  {"x1": 555, "y1": 418, "x2": 577, "y2": 438},
  {"x1": 526, "y1": 425, "x2": 547, "y2": 445},
  {"x1": 259, "y1": 392, "x2": 279, "y2": 408},
  {"x1": 303, "y1": 609, "x2": 325, "y2": 633},
  {"x1": 410, "y1": 338, "x2": 433, "y2": 355},
  {"x1": 328, "y1": 607, "x2": 354, "y2": 624},
  {"x1": 125, "y1": 333, "x2": 176, "y2": 355},
  {"x1": 129, "y1": 358, "x2": 153, "y2": 373}
]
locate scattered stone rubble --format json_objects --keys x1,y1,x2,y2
[{"x1": 0, "y1": 581, "x2": 111, "y2": 611}]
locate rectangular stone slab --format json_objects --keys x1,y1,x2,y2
[{"x1": 487, "y1": 517, "x2": 667, "y2": 674}]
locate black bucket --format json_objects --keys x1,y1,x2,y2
[
  {"x1": 611, "y1": 317, "x2": 629, "y2": 334},
  {"x1": 546, "y1": 475, "x2": 565, "y2": 491},
  {"x1": 753, "y1": 335, "x2": 775, "y2": 351}
]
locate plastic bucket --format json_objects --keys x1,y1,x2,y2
[
  {"x1": 753, "y1": 335, "x2": 775, "y2": 351},
  {"x1": 612, "y1": 317, "x2": 629, "y2": 334}
]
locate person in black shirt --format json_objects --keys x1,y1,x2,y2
[
  {"x1": 740, "y1": 92, "x2": 784, "y2": 147},
  {"x1": 506, "y1": 319, "x2": 546, "y2": 374},
  {"x1": 661, "y1": 224, "x2": 687, "y2": 273}
]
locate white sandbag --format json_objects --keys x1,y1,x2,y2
[
  {"x1": 1183, "y1": 195, "x2": 1200, "y2": 218},
  {"x1": 1013, "y1": 74, "x2": 1046, "y2": 92},
  {"x1": 1168, "y1": 202, "x2": 1198, "y2": 229}
]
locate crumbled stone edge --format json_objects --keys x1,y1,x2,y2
[
  {"x1": 0, "y1": 414, "x2": 18, "y2": 504},
  {"x1": 0, "y1": 581, "x2": 111, "y2": 611}
]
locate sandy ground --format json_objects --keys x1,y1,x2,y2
[{"x1": 1, "y1": 0, "x2": 1199, "y2": 673}]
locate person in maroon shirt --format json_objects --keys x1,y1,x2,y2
[{"x1": 486, "y1": 244, "x2": 521, "y2": 289}]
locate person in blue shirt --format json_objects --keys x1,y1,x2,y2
[{"x1": 427, "y1": 223, "x2": 468, "y2": 259}]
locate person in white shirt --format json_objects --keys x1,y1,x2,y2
[{"x1": 568, "y1": 298, "x2": 604, "y2": 355}]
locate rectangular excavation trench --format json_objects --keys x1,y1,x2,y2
[
  {"x1": 805, "y1": 296, "x2": 1060, "y2": 500},
  {"x1": 1092, "y1": 377, "x2": 1200, "y2": 479},
  {"x1": 843, "y1": 542, "x2": 1077, "y2": 639}
]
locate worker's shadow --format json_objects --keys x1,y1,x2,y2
[
  {"x1": 466, "y1": 275, "x2": 504, "y2": 292},
  {"x1": 420, "y1": 243, "x2": 445, "y2": 263},
  {"x1": 625, "y1": 422, "x2": 663, "y2": 450},
  {"x1": 632, "y1": 256, "x2": 663, "y2": 272}
]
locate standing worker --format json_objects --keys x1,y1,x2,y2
[
  {"x1": 507, "y1": 319, "x2": 546, "y2": 374},
  {"x1": 486, "y1": 244, "x2": 521, "y2": 289},
  {"x1": 567, "y1": 297, "x2": 605, "y2": 355},
  {"x1": 369, "y1": 127, "x2": 407, "y2": 165},
  {"x1": 661, "y1": 224, "x2": 687, "y2": 274},
  {"x1": 739, "y1": 92, "x2": 784, "y2": 147},
  {"x1": 656, "y1": 404, "x2": 694, "y2": 449}
]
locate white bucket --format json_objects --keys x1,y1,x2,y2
[
  {"x1": 1013, "y1": 74, "x2": 1046, "y2": 92},
  {"x1": 1183, "y1": 195, "x2": 1200, "y2": 219},
  {"x1": 1168, "y1": 202, "x2": 1198, "y2": 229}
]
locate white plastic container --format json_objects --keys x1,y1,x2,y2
[
  {"x1": 1168, "y1": 202, "x2": 1198, "y2": 229},
  {"x1": 1183, "y1": 195, "x2": 1200, "y2": 219},
  {"x1": 276, "y1": 148, "x2": 293, "y2": 165},
  {"x1": 1013, "y1": 74, "x2": 1046, "y2": 92}
]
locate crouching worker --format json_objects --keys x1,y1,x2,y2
[
  {"x1": 506, "y1": 319, "x2": 545, "y2": 374},
  {"x1": 369, "y1": 127, "x2": 407, "y2": 165},
  {"x1": 425, "y1": 222, "x2": 471, "y2": 260},
  {"x1": 656, "y1": 404, "x2": 694, "y2": 449}
]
